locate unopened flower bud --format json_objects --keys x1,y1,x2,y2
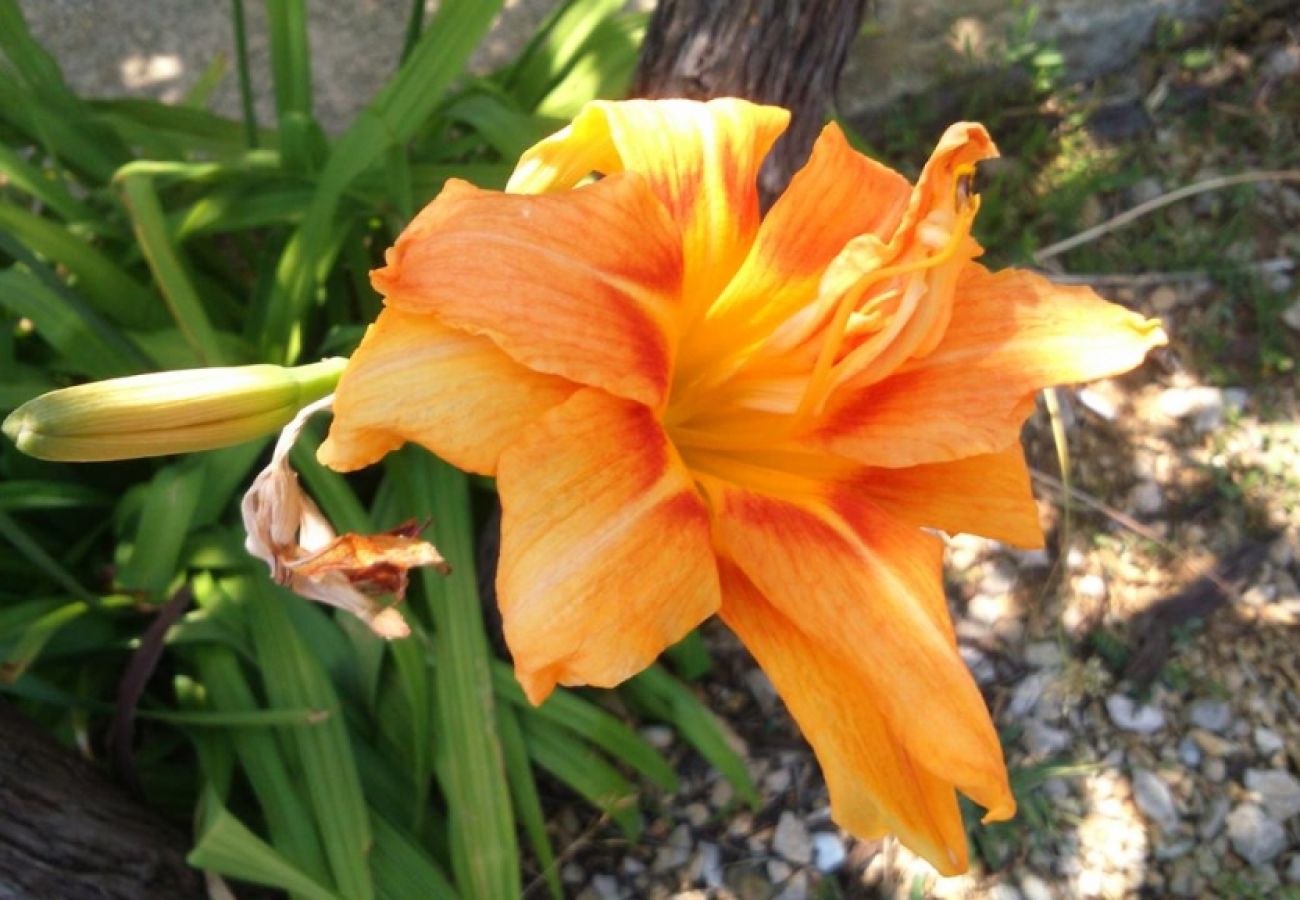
[{"x1": 3, "y1": 358, "x2": 346, "y2": 462}]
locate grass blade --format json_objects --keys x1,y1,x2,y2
[
  {"x1": 395, "y1": 451, "x2": 519, "y2": 900},
  {"x1": 495, "y1": 702, "x2": 561, "y2": 900},
  {"x1": 520, "y1": 713, "x2": 641, "y2": 840}
]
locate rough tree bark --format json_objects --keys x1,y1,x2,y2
[
  {"x1": 0, "y1": 701, "x2": 204, "y2": 899},
  {"x1": 631, "y1": 0, "x2": 868, "y2": 201}
]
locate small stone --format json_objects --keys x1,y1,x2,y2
[
  {"x1": 697, "y1": 842, "x2": 723, "y2": 889},
  {"x1": 1200, "y1": 795, "x2": 1230, "y2": 840},
  {"x1": 1132, "y1": 768, "x2": 1180, "y2": 832},
  {"x1": 1131, "y1": 480, "x2": 1164, "y2": 516},
  {"x1": 1286, "y1": 853, "x2": 1300, "y2": 884},
  {"x1": 1177, "y1": 736, "x2": 1202, "y2": 767},
  {"x1": 1227, "y1": 803, "x2": 1287, "y2": 865},
  {"x1": 562, "y1": 863, "x2": 585, "y2": 884},
  {"x1": 1204, "y1": 758, "x2": 1227, "y2": 783},
  {"x1": 1107, "y1": 693, "x2": 1166, "y2": 733},
  {"x1": 1025, "y1": 640, "x2": 1064, "y2": 668},
  {"x1": 1024, "y1": 719, "x2": 1071, "y2": 757},
  {"x1": 774, "y1": 870, "x2": 809, "y2": 900},
  {"x1": 1190, "y1": 728, "x2": 1234, "y2": 757},
  {"x1": 960, "y1": 644, "x2": 996, "y2": 685},
  {"x1": 766, "y1": 859, "x2": 793, "y2": 883},
  {"x1": 590, "y1": 874, "x2": 621, "y2": 900},
  {"x1": 1149, "y1": 284, "x2": 1178, "y2": 312},
  {"x1": 619, "y1": 857, "x2": 644, "y2": 876},
  {"x1": 684, "y1": 802, "x2": 710, "y2": 828},
  {"x1": 764, "y1": 768, "x2": 792, "y2": 794},
  {"x1": 641, "y1": 725, "x2": 674, "y2": 749},
  {"x1": 811, "y1": 832, "x2": 846, "y2": 873},
  {"x1": 1156, "y1": 838, "x2": 1195, "y2": 860},
  {"x1": 772, "y1": 811, "x2": 813, "y2": 865},
  {"x1": 709, "y1": 778, "x2": 735, "y2": 809},
  {"x1": 1244, "y1": 768, "x2": 1300, "y2": 821},
  {"x1": 1188, "y1": 698, "x2": 1233, "y2": 732},
  {"x1": 1018, "y1": 872, "x2": 1053, "y2": 900},
  {"x1": 985, "y1": 886, "x2": 1023, "y2": 900},
  {"x1": 1076, "y1": 573, "x2": 1107, "y2": 600},
  {"x1": 1279, "y1": 300, "x2": 1300, "y2": 331},
  {"x1": 1255, "y1": 727, "x2": 1285, "y2": 755},
  {"x1": 1077, "y1": 386, "x2": 1118, "y2": 420},
  {"x1": 1169, "y1": 858, "x2": 1201, "y2": 897},
  {"x1": 1264, "y1": 45, "x2": 1300, "y2": 78},
  {"x1": 743, "y1": 669, "x2": 780, "y2": 715},
  {"x1": 1009, "y1": 671, "x2": 1053, "y2": 718}
]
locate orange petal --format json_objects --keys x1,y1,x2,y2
[
  {"x1": 508, "y1": 98, "x2": 790, "y2": 312},
  {"x1": 858, "y1": 444, "x2": 1044, "y2": 549},
  {"x1": 816, "y1": 264, "x2": 1167, "y2": 468},
  {"x1": 718, "y1": 558, "x2": 971, "y2": 875},
  {"x1": 371, "y1": 174, "x2": 683, "y2": 410},
  {"x1": 680, "y1": 122, "x2": 912, "y2": 372},
  {"x1": 318, "y1": 308, "x2": 576, "y2": 475},
  {"x1": 711, "y1": 482, "x2": 1014, "y2": 822},
  {"x1": 495, "y1": 388, "x2": 720, "y2": 704}
]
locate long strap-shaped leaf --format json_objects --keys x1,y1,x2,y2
[
  {"x1": 395, "y1": 451, "x2": 519, "y2": 900},
  {"x1": 262, "y1": 0, "x2": 503, "y2": 363}
]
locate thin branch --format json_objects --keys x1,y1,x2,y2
[
  {"x1": 1028, "y1": 468, "x2": 1241, "y2": 603},
  {"x1": 1033, "y1": 170, "x2": 1300, "y2": 263},
  {"x1": 1038, "y1": 256, "x2": 1295, "y2": 287}
]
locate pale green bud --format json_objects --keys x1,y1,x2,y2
[{"x1": 3, "y1": 358, "x2": 346, "y2": 462}]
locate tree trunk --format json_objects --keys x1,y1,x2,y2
[
  {"x1": 0, "y1": 701, "x2": 204, "y2": 899},
  {"x1": 631, "y1": 0, "x2": 868, "y2": 201}
]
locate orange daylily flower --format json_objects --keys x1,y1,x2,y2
[{"x1": 318, "y1": 99, "x2": 1165, "y2": 874}]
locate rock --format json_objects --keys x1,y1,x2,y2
[
  {"x1": 986, "y1": 886, "x2": 1023, "y2": 900},
  {"x1": 1025, "y1": 719, "x2": 1071, "y2": 757},
  {"x1": 764, "y1": 768, "x2": 792, "y2": 794},
  {"x1": 1244, "y1": 768, "x2": 1300, "y2": 821},
  {"x1": 1264, "y1": 45, "x2": 1300, "y2": 78},
  {"x1": 1254, "y1": 727, "x2": 1285, "y2": 756},
  {"x1": 1149, "y1": 285, "x2": 1179, "y2": 312},
  {"x1": 641, "y1": 725, "x2": 674, "y2": 749},
  {"x1": 811, "y1": 832, "x2": 846, "y2": 873},
  {"x1": 1010, "y1": 671, "x2": 1054, "y2": 718},
  {"x1": 1025, "y1": 640, "x2": 1064, "y2": 669},
  {"x1": 1200, "y1": 795, "x2": 1230, "y2": 840},
  {"x1": 772, "y1": 811, "x2": 813, "y2": 865},
  {"x1": 774, "y1": 870, "x2": 809, "y2": 900},
  {"x1": 766, "y1": 859, "x2": 793, "y2": 883},
  {"x1": 743, "y1": 669, "x2": 780, "y2": 716},
  {"x1": 654, "y1": 824, "x2": 692, "y2": 871},
  {"x1": 1155, "y1": 385, "x2": 1247, "y2": 432},
  {"x1": 1169, "y1": 858, "x2": 1202, "y2": 897},
  {"x1": 1076, "y1": 573, "x2": 1108, "y2": 600},
  {"x1": 1131, "y1": 480, "x2": 1164, "y2": 516},
  {"x1": 1155, "y1": 837, "x2": 1195, "y2": 860},
  {"x1": 590, "y1": 874, "x2": 621, "y2": 900},
  {"x1": 1204, "y1": 758, "x2": 1227, "y2": 783},
  {"x1": 1190, "y1": 728, "x2": 1235, "y2": 757},
  {"x1": 697, "y1": 842, "x2": 723, "y2": 889},
  {"x1": 1177, "y1": 736, "x2": 1202, "y2": 767},
  {"x1": 684, "y1": 802, "x2": 710, "y2": 828},
  {"x1": 1286, "y1": 853, "x2": 1300, "y2": 884},
  {"x1": 1018, "y1": 872, "x2": 1054, "y2": 900},
  {"x1": 1187, "y1": 698, "x2": 1233, "y2": 732},
  {"x1": 960, "y1": 644, "x2": 996, "y2": 686},
  {"x1": 562, "y1": 863, "x2": 585, "y2": 884},
  {"x1": 1077, "y1": 385, "x2": 1118, "y2": 420},
  {"x1": 1129, "y1": 177, "x2": 1164, "y2": 207},
  {"x1": 1106, "y1": 693, "x2": 1165, "y2": 733},
  {"x1": 1132, "y1": 768, "x2": 1180, "y2": 832},
  {"x1": 1282, "y1": 299, "x2": 1300, "y2": 333},
  {"x1": 1227, "y1": 803, "x2": 1287, "y2": 865}
]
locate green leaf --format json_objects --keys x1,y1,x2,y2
[
  {"x1": 118, "y1": 174, "x2": 227, "y2": 365},
  {"x1": 495, "y1": 703, "x2": 561, "y2": 900},
  {"x1": 265, "y1": 0, "x2": 503, "y2": 362},
  {"x1": 116, "y1": 462, "x2": 205, "y2": 595},
  {"x1": 0, "y1": 480, "x2": 112, "y2": 512},
  {"x1": 491, "y1": 662, "x2": 677, "y2": 792},
  {"x1": 521, "y1": 713, "x2": 641, "y2": 840},
  {"x1": 193, "y1": 645, "x2": 332, "y2": 886},
  {"x1": 189, "y1": 788, "x2": 342, "y2": 900},
  {"x1": 0, "y1": 266, "x2": 144, "y2": 378},
  {"x1": 0, "y1": 203, "x2": 159, "y2": 331},
  {"x1": 395, "y1": 451, "x2": 519, "y2": 900},
  {"x1": 624, "y1": 664, "x2": 759, "y2": 807},
  {"x1": 371, "y1": 813, "x2": 460, "y2": 900},
  {"x1": 245, "y1": 579, "x2": 375, "y2": 900}
]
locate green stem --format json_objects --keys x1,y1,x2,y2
[{"x1": 231, "y1": 0, "x2": 259, "y2": 148}]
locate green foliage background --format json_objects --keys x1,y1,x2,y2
[{"x1": 0, "y1": 2, "x2": 758, "y2": 897}]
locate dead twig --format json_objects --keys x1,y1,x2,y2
[
  {"x1": 1033, "y1": 170, "x2": 1300, "y2": 263},
  {"x1": 1038, "y1": 256, "x2": 1295, "y2": 288}
]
